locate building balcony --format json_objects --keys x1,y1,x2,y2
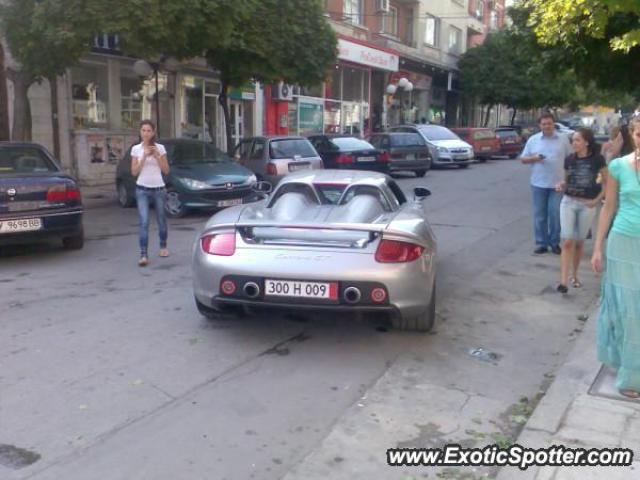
[{"x1": 371, "y1": 33, "x2": 419, "y2": 56}]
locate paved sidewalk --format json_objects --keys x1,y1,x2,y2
[{"x1": 496, "y1": 307, "x2": 640, "y2": 479}]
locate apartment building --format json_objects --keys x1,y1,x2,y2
[{"x1": 264, "y1": 0, "x2": 483, "y2": 136}]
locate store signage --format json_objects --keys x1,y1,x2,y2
[
  {"x1": 338, "y1": 39, "x2": 399, "y2": 72},
  {"x1": 299, "y1": 102, "x2": 323, "y2": 134}
]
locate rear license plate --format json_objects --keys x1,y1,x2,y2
[
  {"x1": 405, "y1": 153, "x2": 416, "y2": 161},
  {"x1": 504, "y1": 140, "x2": 515, "y2": 144},
  {"x1": 265, "y1": 279, "x2": 338, "y2": 300},
  {"x1": 288, "y1": 163, "x2": 311, "y2": 172},
  {"x1": 357, "y1": 156, "x2": 376, "y2": 162},
  {"x1": 481, "y1": 146, "x2": 491, "y2": 151},
  {"x1": 0, "y1": 217, "x2": 42, "y2": 234},
  {"x1": 217, "y1": 198, "x2": 242, "y2": 207}
]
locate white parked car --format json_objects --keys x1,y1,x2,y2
[{"x1": 388, "y1": 124, "x2": 474, "y2": 168}]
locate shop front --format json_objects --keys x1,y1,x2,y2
[
  {"x1": 386, "y1": 70, "x2": 432, "y2": 127},
  {"x1": 265, "y1": 37, "x2": 399, "y2": 138},
  {"x1": 66, "y1": 53, "x2": 256, "y2": 184}
]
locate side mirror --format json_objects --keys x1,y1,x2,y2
[
  {"x1": 413, "y1": 187, "x2": 431, "y2": 200},
  {"x1": 252, "y1": 181, "x2": 272, "y2": 194}
]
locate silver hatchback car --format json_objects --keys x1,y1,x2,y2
[
  {"x1": 233, "y1": 136, "x2": 324, "y2": 185},
  {"x1": 192, "y1": 170, "x2": 438, "y2": 331}
]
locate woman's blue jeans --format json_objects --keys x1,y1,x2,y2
[{"x1": 136, "y1": 187, "x2": 168, "y2": 256}]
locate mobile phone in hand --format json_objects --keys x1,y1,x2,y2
[{"x1": 538, "y1": 154, "x2": 546, "y2": 160}]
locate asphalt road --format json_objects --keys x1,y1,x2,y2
[{"x1": 0, "y1": 160, "x2": 599, "y2": 480}]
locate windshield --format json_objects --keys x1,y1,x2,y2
[
  {"x1": 169, "y1": 141, "x2": 231, "y2": 165},
  {"x1": 0, "y1": 146, "x2": 58, "y2": 174},
  {"x1": 270, "y1": 139, "x2": 317, "y2": 159},
  {"x1": 330, "y1": 137, "x2": 374, "y2": 151},
  {"x1": 418, "y1": 126, "x2": 460, "y2": 141},
  {"x1": 390, "y1": 134, "x2": 424, "y2": 147},
  {"x1": 313, "y1": 183, "x2": 347, "y2": 204}
]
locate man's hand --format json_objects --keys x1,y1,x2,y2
[{"x1": 555, "y1": 181, "x2": 566, "y2": 193}]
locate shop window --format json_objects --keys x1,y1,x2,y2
[
  {"x1": 324, "y1": 100, "x2": 341, "y2": 134},
  {"x1": 424, "y1": 16, "x2": 438, "y2": 47},
  {"x1": 71, "y1": 63, "x2": 109, "y2": 129},
  {"x1": 343, "y1": 67, "x2": 365, "y2": 102},
  {"x1": 326, "y1": 66, "x2": 342, "y2": 100},
  {"x1": 181, "y1": 76, "x2": 204, "y2": 139},
  {"x1": 288, "y1": 101, "x2": 298, "y2": 135},
  {"x1": 298, "y1": 101, "x2": 324, "y2": 136}
]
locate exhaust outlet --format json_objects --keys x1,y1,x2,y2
[
  {"x1": 243, "y1": 282, "x2": 260, "y2": 299},
  {"x1": 343, "y1": 287, "x2": 361, "y2": 304}
]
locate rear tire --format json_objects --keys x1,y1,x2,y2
[
  {"x1": 508, "y1": 154, "x2": 518, "y2": 159},
  {"x1": 195, "y1": 297, "x2": 240, "y2": 321},
  {"x1": 62, "y1": 227, "x2": 84, "y2": 250},
  {"x1": 394, "y1": 283, "x2": 436, "y2": 332},
  {"x1": 414, "y1": 169, "x2": 427, "y2": 178},
  {"x1": 459, "y1": 164, "x2": 469, "y2": 169},
  {"x1": 117, "y1": 182, "x2": 135, "y2": 208}
]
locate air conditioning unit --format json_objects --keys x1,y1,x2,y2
[
  {"x1": 376, "y1": 0, "x2": 390, "y2": 13},
  {"x1": 272, "y1": 81, "x2": 293, "y2": 101}
]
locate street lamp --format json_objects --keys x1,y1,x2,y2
[{"x1": 133, "y1": 56, "x2": 179, "y2": 135}]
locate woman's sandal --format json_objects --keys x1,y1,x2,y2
[
  {"x1": 619, "y1": 389, "x2": 640, "y2": 399},
  {"x1": 159, "y1": 248, "x2": 170, "y2": 258},
  {"x1": 570, "y1": 277, "x2": 583, "y2": 288},
  {"x1": 557, "y1": 284, "x2": 568, "y2": 294}
]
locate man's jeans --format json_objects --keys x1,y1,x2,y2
[
  {"x1": 136, "y1": 187, "x2": 168, "y2": 256},
  {"x1": 531, "y1": 186, "x2": 561, "y2": 249}
]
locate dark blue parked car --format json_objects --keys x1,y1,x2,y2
[{"x1": 0, "y1": 142, "x2": 84, "y2": 249}]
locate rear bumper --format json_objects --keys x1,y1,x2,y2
[
  {"x1": 179, "y1": 188, "x2": 260, "y2": 209},
  {"x1": 390, "y1": 159, "x2": 430, "y2": 171},
  {"x1": 499, "y1": 144, "x2": 522, "y2": 156},
  {"x1": 475, "y1": 149, "x2": 500, "y2": 159},
  {"x1": 192, "y1": 243, "x2": 436, "y2": 319},
  {"x1": 0, "y1": 209, "x2": 83, "y2": 245},
  {"x1": 337, "y1": 163, "x2": 390, "y2": 173}
]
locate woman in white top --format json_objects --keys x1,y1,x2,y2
[{"x1": 131, "y1": 120, "x2": 170, "y2": 266}]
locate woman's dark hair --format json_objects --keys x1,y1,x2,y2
[
  {"x1": 619, "y1": 124, "x2": 634, "y2": 156},
  {"x1": 629, "y1": 118, "x2": 640, "y2": 184},
  {"x1": 574, "y1": 127, "x2": 596, "y2": 155},
  {"x1": 139, "y1": 119, "x2": 156, "y2": 145}
]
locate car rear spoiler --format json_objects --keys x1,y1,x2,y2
[{"x1": 201, "y1": 222, "x2": 425, "y2": 249}]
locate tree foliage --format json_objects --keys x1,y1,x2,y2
[
  {"x1": 206, "y1": 0, "x2": 337, "y2": 152},
  {"x1": 459, "y1": 28, "x2": 575, "y2": 125},
  {"x1": 524, "y1": 0, "x2": 640, "y2": 96},
  {"x1": 525, "y1": 0, "x2": 640, "y2": 52}
]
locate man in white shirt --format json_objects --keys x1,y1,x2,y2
[{"x1": 520, "y1": 113, "x2": 573, "y2": 255}]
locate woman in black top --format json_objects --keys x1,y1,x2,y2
[{"x1": 555, "y1": 128, "x2": 607, "y2": 293}]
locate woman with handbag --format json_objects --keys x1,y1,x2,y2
[
  {"x1": 591, "y1": 117, "x2": 640, "y2": 399},
  {"x1": 131, "y1": 120, "x2": 170, "y2": 266}
]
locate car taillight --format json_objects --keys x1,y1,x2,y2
[
  {"x1": 266, "y1": 163, "x2": 277, "y2": 176},
  {"x1": 375, "y1": 239, "x2": 425, "y2": 263},
  {"x1": 336, "y1": 154, "x2": 354, "y2": 165},
  {"x1": 201, "y1": 233, "x2": 236, "y2": 256},
  {"x1": 47, "y1": 185, "x2": 81, "y2": 203},
  {"x1": 379, "y1": 151, "x2": 390, "y2": 162}
]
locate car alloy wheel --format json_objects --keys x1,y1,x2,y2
[{"x1": 165, "y1": 189, "x2": 187, "y2": 217}]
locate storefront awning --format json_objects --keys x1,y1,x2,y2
[{"x1": 337, "y1": 37, "x2": 399, "y2": 72}]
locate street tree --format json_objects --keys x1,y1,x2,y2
[
  {"x1": 206, "y1": 0, "x2": 337, "y2": 153},
  {"x1": 459, "y1": 29, "x2": 574, "y2": 126},
  {"x1": 0, "y1": 0, "x2": 103, "y2": 149},
  {"x1": 0, "y1": 42, "x2": 9, "y2": 141},
  {"x1": 524, "y1": 0, "x2": 640, "y2": 96}
]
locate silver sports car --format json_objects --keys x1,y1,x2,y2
[{"x1": 192, "y1": 170, "x2": 438, "y2": 331}]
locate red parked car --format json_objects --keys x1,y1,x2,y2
[
  {"x1": 494, "y1": 127, "x2": 524, "y2": 159},
  {"x1": 451, "y1": 128, "x2": 501, "y2": 162}
]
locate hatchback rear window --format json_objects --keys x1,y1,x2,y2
[
  {"x1": 0, "y1": 146, "x2": 57, "y2": 174},
  {"x1": 496, "y1": 130, "x2": 518, "y2": 138},
  {"x1": 473, "y1": 130, "x2": 496, "y2": 140},
  {"x1": 390, "y1": 134, "x2": 424, "y2": 147},
  {"x1": 270, "y1": 139, "x2": 317, "y2": 159},
  {"x1": 330, "y1": 137, "x2": 374, "y2": 151}
]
